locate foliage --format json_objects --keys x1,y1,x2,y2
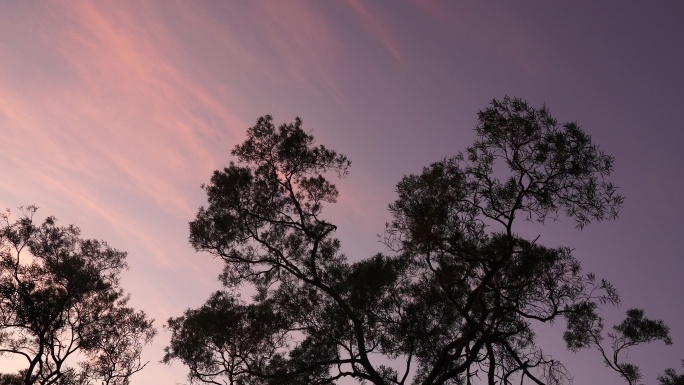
[
  {"x1": 659, "y1": 362, "x2": 684, "y2": 385},
  {"x1": 164, "y1": 98, "x2": 668, "y2": 385},
  {"x1": 0, "y1": 373, "x2": 22, "y2": 385},
  {"x1": 0, "y1": 207, "x2": 156, "y2": 385}
]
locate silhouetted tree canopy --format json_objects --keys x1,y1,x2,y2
[
  {"x1": 0, "y1": 207, "x2": 156, "y2": 385},
  {"x1": 659, "y1": 361, "x2": 684, "y2": 385},
  {"x1": 0, "y1": 373, "x2": 22, "y2": 385},
  {"x1": 164, "y1": 97, "x2": 674, "y2": 385}
]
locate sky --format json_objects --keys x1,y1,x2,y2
[{"x1": 1, "y1": 1, "x2": 683, "y2": 384}]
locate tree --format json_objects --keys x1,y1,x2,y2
[
  {"x1": 164, "y1": 97, "x2": 670, "y2": 385},
  {"x1": 0, "y1": 206, "x2": 156, "y2": 385}
]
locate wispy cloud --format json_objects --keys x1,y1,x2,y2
[
  {"x1": 344, "y1": 0, "x2": 403, "y2": 63},
  {"x1": 1, "y1": 1, "x2": 245, "y2": 218}
]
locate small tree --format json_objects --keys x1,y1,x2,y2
[
  {"x1": 0, "y1": 207, "x2": 156, "y2": 385},
  {"x1": 164, "y1": 97, "x2": 672, "y2": 385}
]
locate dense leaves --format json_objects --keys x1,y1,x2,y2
[
  {"x1": 0, "y1": 207, "x2": 155, "y2": 385},
  {"x1": 659, "y1": 362, "x2": 684, "y2": 385},
  {"x1": 165, "y1": 99, "x2": 670, "y2": 385},
  {"x1": 0, "y1": 373, "x2": 22, "y2": 385}
]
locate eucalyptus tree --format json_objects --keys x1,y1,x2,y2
[
  {"x1": 0, "y1": 207, "x2": 156, "y2": 385},
  {"x1": 164, "y1": 97, "x2": 672, "y2": 385}
]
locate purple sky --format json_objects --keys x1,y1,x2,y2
[{"x1": 1, "y1": 2, "x2": 683, "y2": 384}]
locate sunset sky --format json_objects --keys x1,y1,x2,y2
[{"x1": 2, "y1": 1, "x2": 684, "y2": 384}]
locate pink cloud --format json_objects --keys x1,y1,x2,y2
[
  {"x1": 0, "y1": 1, "x2": 260, "y2": 272},
  {"x1": 1, "y1": 1, "x2": 247, "y2": 216}
]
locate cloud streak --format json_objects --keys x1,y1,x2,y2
[{"x1": 345, "y1": 0, "x2": 404, "y2": 63}]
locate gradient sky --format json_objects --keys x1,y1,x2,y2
[{"x1": 1, "y1": 1, "x2": 683, "y2": 384}]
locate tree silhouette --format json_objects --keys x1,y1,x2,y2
[
  {"x1": 0, "y1": 207, "x2": 156, "y2": 385},
  {"x1": 0, "y1": 373, "x2": 22, "y2": 385},
  {"x1": 164, "y1": 97, "x2": 672, "y2": 385}
]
